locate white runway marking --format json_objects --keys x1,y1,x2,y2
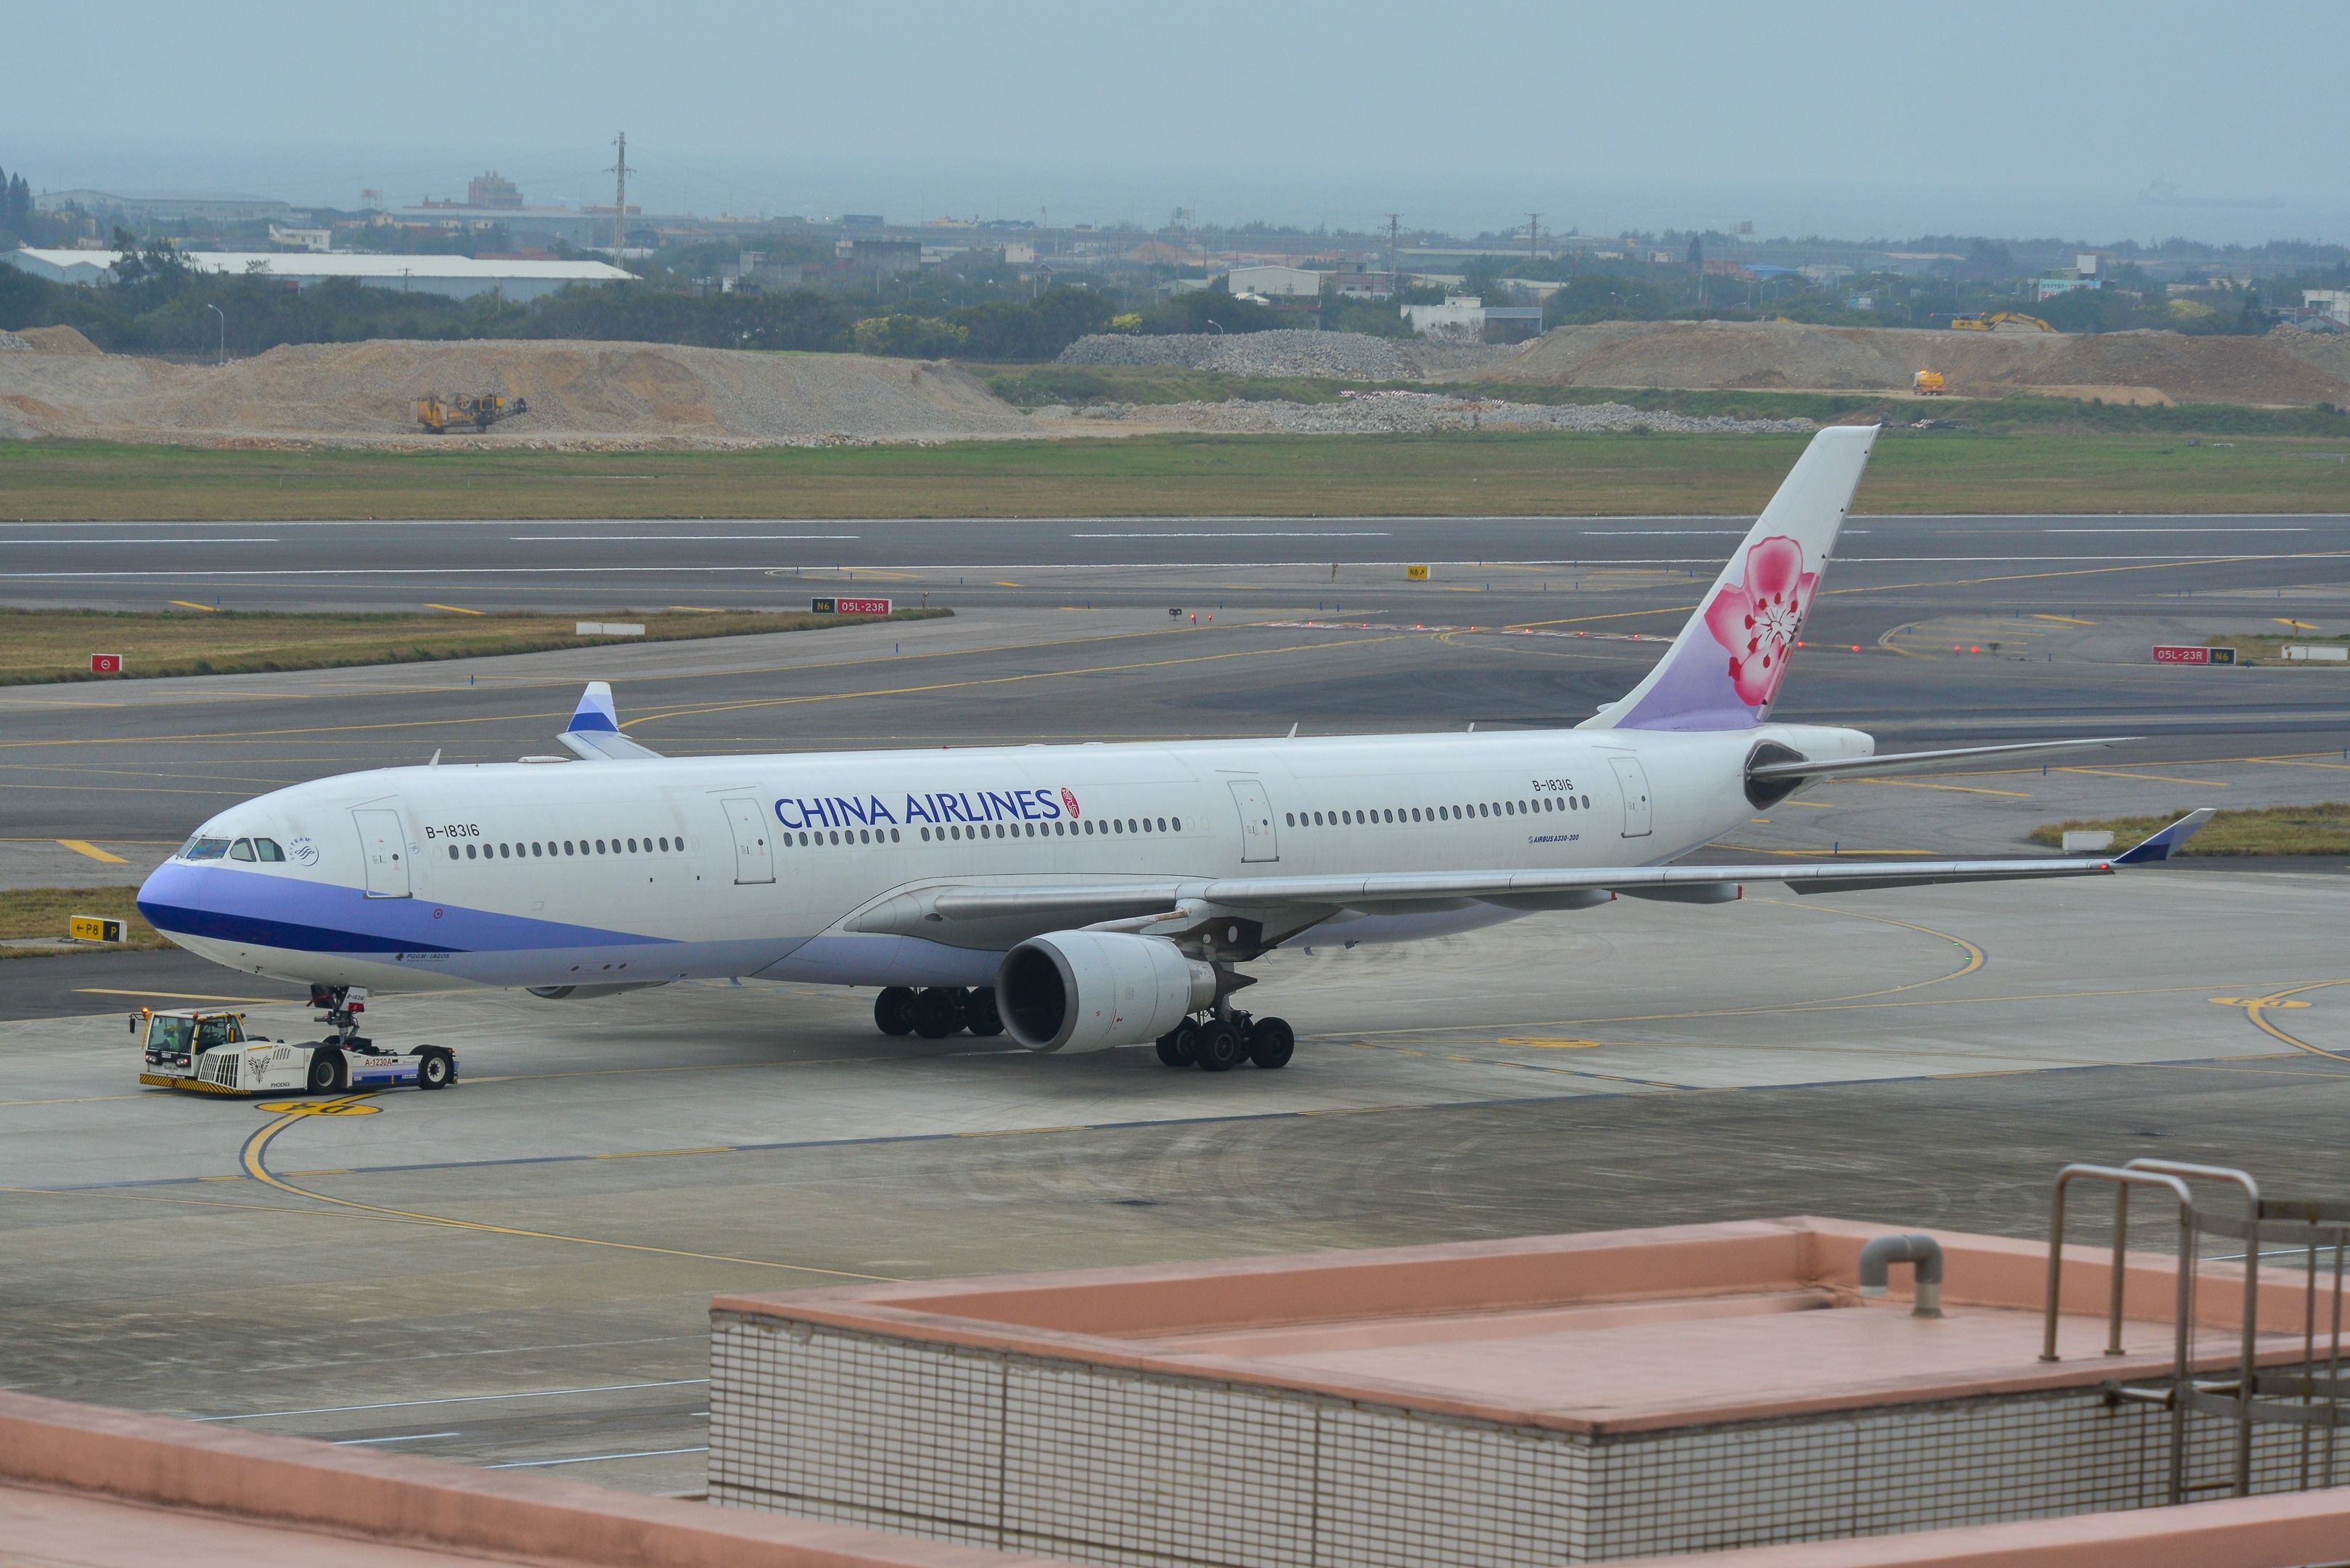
[
  {"x1": 1070, "y1": 530, "x2": 1392, "y2": 538},
  {"x1": 6, "y1": 553, "x2": 2348, "y2": 581},
  {"x1": 484, "y1": 1445, "x2": 707, "y2": 1469},
  {"x1": 191, "y1": 1376, "x2": 708, "y2": 1421},
  {"x1": 513, "y1": 534, "x2": 863, "y2": 541},
  {"x1": 0, "y1": 538, "x2": 278, "y2": 546}
]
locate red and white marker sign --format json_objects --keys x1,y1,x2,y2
[
  {"x1": 833, "y1": 597, "x2": 891, "y2": 616},
  {"x1": 2151, "y1": 644, "x2": 2211, "y2": 665},
  {"x1": 90, "y1": 653, "x2": 123, "y2": 674}
]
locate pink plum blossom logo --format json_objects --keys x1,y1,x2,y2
[{"x1": 1702, "y1": 534, "x2": 1817, "y2": 710}]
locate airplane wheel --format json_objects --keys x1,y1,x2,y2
[
  {"x1": 966, "y1": 988, "x2": 1004, "y2": 1037},
  {"x1": 417, "y1": 1047, "x2": 454, "y2": 1090},
  {"x1": 1194, "y1": 1019, "x2": 1245, "y2": 1073},
  {"x1": 875, "y1": 987, "x2": 917, "y2": 1036},
  {"x1": 1246, "y1": 1017, "x2": 1295, "y2": 1070},
  {"x1": 1155, "y1": 1026, "x2": 1192, "y2": 1067},
  {"x1": 911, "y1": 988, "x2": 963, "y2": 1039}
]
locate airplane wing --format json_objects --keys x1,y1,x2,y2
[
  {"x1": 846, "y1": 810, "x2": 2216, "y2": 941},
  {"x1": 1746, "y1": 736, "x2": 2137, "y2": 784},
  {"x1": 557, "y1": 681, "x2": 665, "y2": 763}
]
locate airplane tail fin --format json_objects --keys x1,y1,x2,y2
[{"x1": 1581, "y1": 424, "x2": 1880, "y2": 732}]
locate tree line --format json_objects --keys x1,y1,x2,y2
[{"x1": 0, "y1": 255, "x2": 1127, "y2": 362}]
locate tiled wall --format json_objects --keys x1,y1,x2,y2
[{"x1": 708, "y1": 1311, "x2": 2347, "y2": 1566}]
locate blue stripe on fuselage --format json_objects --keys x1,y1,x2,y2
[{"x1": 136, "y1": 861, "x2": 671, "y2": 956}]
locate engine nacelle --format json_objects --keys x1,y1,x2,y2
[{"x1": 997, "y1": 931, "x2": 1216, "y2": 1054}]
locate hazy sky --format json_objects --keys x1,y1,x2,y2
[{"x1": 11, "y1": 1, "x2": 2346, "y2": 245}]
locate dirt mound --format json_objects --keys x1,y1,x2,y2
[
  {"x1": 15, "y1": 325, "x2": 101, "y2": 356},
  {"x1": 0, "y1": 337, "x2": 1037, "y2": 447},
  {"x1": 1479, "y1": 320, "x2": 2350, "y2": 406}
]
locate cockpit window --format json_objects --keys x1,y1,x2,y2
[
  {"x1": 254, "y1": 839, "x2": 286, "y2": 862},
  {"x1": 181, "y1": 837, "x2": 231, "y2": 861},
  {"x1": 230, "y1": 839, "x2": 256, "y2": 861}
]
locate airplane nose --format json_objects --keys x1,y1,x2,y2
[{"x1": 136, "y1": 859, "x2": 202, "y2": 937}]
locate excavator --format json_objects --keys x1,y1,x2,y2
[
  {"x1": 414, "y1": 393, "x2": 528, "y2": 433},
  {"x1": 1948, "y1": 312, "x2": 2055, "y2": 333}
]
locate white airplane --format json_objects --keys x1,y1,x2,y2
[{"x1": 138, "y1": 425, "x2": 2209, "y2": 1073}]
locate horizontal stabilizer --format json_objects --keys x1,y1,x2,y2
[
  {"x1": 1748, "y1": 736, "x2": 2137, "y2": 784},
  {"x1": 559, "y1": 681, "x2": 663, "y2": 763}
]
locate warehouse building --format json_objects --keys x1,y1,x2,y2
[
  {"x1": 1, "y1": 249, "x2": 633, "y2": 302},
  {"x1": 33, "y1": 188, "x2": 295, "y2": 226}
]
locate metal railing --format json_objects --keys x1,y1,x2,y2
[{"x1": 2042, "y1": 1158, "x2": 2350, "y2": 1503}]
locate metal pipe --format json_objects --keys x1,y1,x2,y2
[
  {"x1": 2044, "y1": 1164, "x2": 2192, "y2": 1363},
  {"x1": 1857, "y1": 1233, "x2": 1945, "y2": 1318},
  {"x1": 2129, "y1": 1161, "x2": 2261, "y2": 1497}
]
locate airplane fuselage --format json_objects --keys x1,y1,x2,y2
[{"x1": 136, "y1": 723, "x2": 1872, "y2": 994}]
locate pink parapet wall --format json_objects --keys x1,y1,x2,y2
[
  {"x1": 1608, "y1": 1487, "x2": 2350, "y2": 1568},
  {"x1": 0, "y1": 1389, "x2": 1069, "y2": 1568},
  {"x1": 717, "y1": 1215, "x2": 2338, "y2": 1434}
]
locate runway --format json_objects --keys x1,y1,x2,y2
[
  {"x1": 1, "y1": 505, "x2": 2347, "y2": 1497},
  {"x1": 5, "y1": 513, "x2": 2350, "y2": 636}
]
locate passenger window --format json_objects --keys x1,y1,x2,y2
[
  {"x1": 1171, "y1": 817, "x2": 1181, "y2": 831},
  {"x1": 230, "y1": 839, "x2": 255, "y2": 861},
  {"x1": 466, "y1": 844, "x2": 478, "y2": 859},
  {"x1": 449, "y1": 845, "x2": 460, "y2": 860}
]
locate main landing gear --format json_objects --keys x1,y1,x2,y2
[
  {"x1": 875, "y1": 985, "x2": 1004, "y2": 1041},
  {"x1": 1155, "y1": 1012, "x2": 1293, "y2": 1072}
]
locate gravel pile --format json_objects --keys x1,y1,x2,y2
[
  {"x1": 1068, "y1": 390, "x2": 1813, "y2": 436},
  {"x1": 0, "y1": 337, "x2": 1040, "y2": 447},
  {"x1": 0, "y1": 332, "x2": 29, "y2": 353},
  {"x1": 1061, "y1": 330, "x2": 1413, "y2": 378}
]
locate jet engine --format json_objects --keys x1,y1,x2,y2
[{"x1": 996, "y1": 931, "x2": 1217, "y2": 1054}]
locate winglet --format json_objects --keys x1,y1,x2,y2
[
  {"x1": 567, "y1": 681, "x2": 621, "y2": 734},
  {"x1": 557, "y1": 681, "x2": 663, "y2": 762},
  {"x1": 2113, "y1": 808, "x2": 2217, "y2": 866}
]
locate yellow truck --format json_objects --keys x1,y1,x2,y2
[
  {"x1": 414, "y1": 393, "x2": 528, "y2": 433},
  {"x1": 1912, "y1": 371, "x2": 1946, "y2": 395}
]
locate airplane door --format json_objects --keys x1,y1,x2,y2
[
  {"x1": 1228, "y1": 779, "x2": 1279, "y2": 863},
  {"x1": 1609, "y1": 757, "x2": 1653, "y2": 838},
  {"x1": 724, "y1": 797, "x2": 774, "y2": 884},
  {"x1": 353, "y1": 809, "x2": 412, "y2": 898}
]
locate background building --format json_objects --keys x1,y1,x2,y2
[
  {"x1": 33, "y1": 189, "x2": 295, "y2": 226},
  {"x1": 1, "y1": 249, "x2": 632, "y2": 301},
  {"x1": 1221, "y1": 263, "x2": 1323, "y2": 298}
]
